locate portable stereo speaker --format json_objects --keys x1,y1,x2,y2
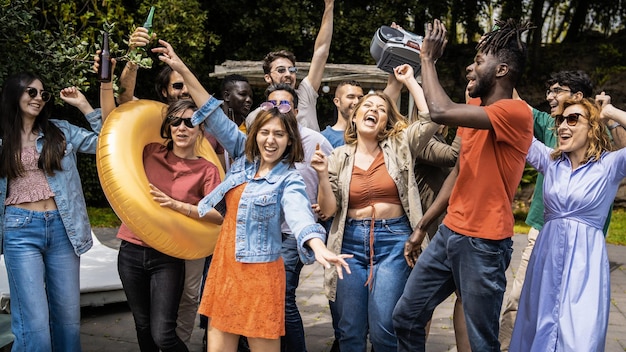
[{"x1": 370, "y1": 25, "x2": 423, "y2": 75}]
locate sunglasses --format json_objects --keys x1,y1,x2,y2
[
  {"x1": 555, "y1": 112, "x2": 585, "y2": 127},
  {"x1": 167, "y1": 116, "x2": 194, "y2": 128},
  {"x1": 272, "y1": 66, "x2": 298, "y2": 75},
  {"x1": 25, "y1": 87, "x2": 52, "y2": 102},
  {"x1": 171, "y1": 82, "x2": 185, "y2": 90},
  {"x1": 259, "y1": 100, "x2": 292, "y2": 114}
]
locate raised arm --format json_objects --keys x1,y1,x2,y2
[
  {"x1": 152, "y1": 39, "x2": 211, "y2": 107},
  {"x1": 311, "y1": 148, "x2": 337, "y2": 219},
  {"x1": 117, "y1": 27, "x2": 152, "y2": 104},
  {"x1": 420, "y1": 19, "x2": 491, "y2": 129},
  {"x1": 306, "y1": 0, "x2": 334, "y2": 91},
  {"x1": 597, "y1": 91, "x2": 626, "y2": 149}
]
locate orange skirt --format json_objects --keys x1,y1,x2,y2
[{"x1": 198, "y1": 183, "x2": 285, "y2": 339}]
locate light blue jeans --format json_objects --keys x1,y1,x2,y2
[
  {"x1": 2, "y1": 206, "x2": 81, "y2": 352},
  {"x1": 393, "y1": 224, "x2": 513, "y2": 352},
  {"x1": 334, "y1": 215, "x2": 411, "y2": 352}
]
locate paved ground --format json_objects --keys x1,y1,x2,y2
[{"x1": 79, "y1": 230, "x2": 626, "y2": 352}]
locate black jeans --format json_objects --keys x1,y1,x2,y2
[{"x1": 118, "y1": 240, "x2": 188, "y2": 352}]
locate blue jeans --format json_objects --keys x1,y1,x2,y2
[
  {"x1": 281, "y1": 233, "x2": 306, "y2": 352},
  {"x1": 335, "y1": 215, "x2": 411, "y2": 352},
  {"x1": 2, "y1": 206, "x2": 81, "y2": 352},
  {"x1": 117, "y1": 240, "x2": 188, "y2": 352},
  {"x1": 393, "y1": 224, "x2": 513, "y2": 352}
]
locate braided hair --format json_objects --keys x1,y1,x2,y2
[{"x1": 476, "y1": 19, "x2": 534, "y2": 85}]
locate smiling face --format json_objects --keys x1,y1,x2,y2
[
  {"x1": 20, "y1": 79, "x2": 46, "y2": 120},
  {"x1": 465, "y1": 52, "x2": 498, "y2": 99},
  {"x1": 224, "y1": 81, "x2": 253, "y2": 120},
  {"x1": 170, "y1": 108, "x2": 201, "y2": 153},
  {"x1": 557, "y1": 104, "x2": 590, "y2": 158},
  {"x1": 352, "y1": 95, "x2": 389, "y2": 139},
  {"x1": 334, "y1": 84, "x2": 364, "y2": 121},
  {"x1": 256, "y1": 116, "x2": 291, "y2": 169},
  {"x1": 546, "y1": 83, "x2": 575, "y2": 116},
  {"x1": 163, "y1": 71, "x2": 191, "y2": 102},
  {"x1": 264, "y1": 57, "x2": 297, "y2": 88}
]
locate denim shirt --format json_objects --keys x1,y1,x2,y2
[
  {"x1": 0, "y1": 109, "x2": 102, "y2": 256},
  {"x1": 192, "y1": 98, "x2": 325, "y2": 264}
]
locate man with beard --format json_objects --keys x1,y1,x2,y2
[
  {"x1": 321, "y1": 80, "x2": 364, "y2": 148},
  {"x1": 246, "y1": 0, "x2": 335, "y2": 132},
  {"x1": 393, "y1": 19, "x2": 533, "y2": 352}
]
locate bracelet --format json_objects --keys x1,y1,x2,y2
[
  {"x1": 100, "y1": 87, "x2": 113, "y2": 90},
  {"x1": 186, "y1": 205, "x2": 192, "y2": 217},
  {"x1": 609, "y1": 122, "x2": 620, "y2": 130}
]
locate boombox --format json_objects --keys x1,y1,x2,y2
[{"x1": 370, "y1": 25, "x2": 423, "y2": 75}]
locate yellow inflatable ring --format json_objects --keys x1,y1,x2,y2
[{"x1": 97, "y1": 99, "x2": 224, "y2": 260}]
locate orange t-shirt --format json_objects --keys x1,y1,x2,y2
[{"x1": 443, "y1": 98, "x2": 532, "y2": 240}]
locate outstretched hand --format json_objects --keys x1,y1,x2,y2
[
  {"x1": 421, "y1": 19, "x2": 448, "y2": 63},
  {"x1": 152, "y1": 39, "x2": 186, "y2": 72}
]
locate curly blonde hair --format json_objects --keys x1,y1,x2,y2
[
  {"x1": 344, "y1": 91, "x2": 408, "y2": 145},
  {"x1": 551, "y1": 98, "x2": 612, "y2": 162}
]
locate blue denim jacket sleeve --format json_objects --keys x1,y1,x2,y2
[
  {"x1": 281, "y1": 172, "x2": 327, "y2": 265},
  {"x1": 84, "y1": 108, "x2": 103, "y2": 133},
  {"x1": 192, "y1": 97, "x2": 247, "y2": 159}
]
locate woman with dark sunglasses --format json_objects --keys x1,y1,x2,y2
[
  {"x1": 113, "y1": 98, "x2": 224, "y2": 352},
  {"x1": 510, "y1": 98, "x2": 626, "y2": 351},
  {"x1": 0, "y1": 72, "x2": 105, "y2": 351},
  {"x1": 151, "y1": 39, "x2": 350, "y2": 352}
]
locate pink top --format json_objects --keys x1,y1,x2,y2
[
  {"x1": 5, "y1": 146, "x2": 55, "y2": 205},
  {"x1": 116, "y1": 143, "x2": 221, "y2": 247}
]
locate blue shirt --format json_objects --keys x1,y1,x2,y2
[
  {"x1": 192, "y1": 98, "x2": 326, "y2": 264},
  {"x1": 0, "y1": 109, "x2": 103, "y2": 256},
  {"x1": 321, "y1": 125, "x2": 345, "y2": 148}
]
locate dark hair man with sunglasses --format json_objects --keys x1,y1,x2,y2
[
  {"x1": 246, "y1": 0, "x2": 335, "y2": 133},
  {"x1": 498, "y1": 70, "x2": 626, "y2": 351},
  {"x1": 265, "y1": 84, "x2": 333, "y2": 352}
]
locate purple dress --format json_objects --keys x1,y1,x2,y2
[{"x1": 510, "y1": 138, "x2": 626, "y2": 351}]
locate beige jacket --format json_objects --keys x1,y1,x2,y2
[{"x1": 324, "y1": 113, "x2": 439, "y2": 301}]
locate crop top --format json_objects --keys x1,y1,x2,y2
[
  {"x1": 348, "y1": 151, "x2": 401, "y2": 209},
  {"x1": 5, "y1": 146, "x2": 55, "y2": 205}
]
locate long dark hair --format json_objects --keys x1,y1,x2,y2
[{"x1": 0, "y1": 72, "x2": 65, "y2": 178}]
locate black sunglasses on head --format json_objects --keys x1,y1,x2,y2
[
  {"x1": 167, "y1": 115, "x2": 194, "y2": 128},
  {"x1": 555, "y1": 112, "x2": 585, "y2": 127},
  {"x1": 25, "y1": 87, "x2": 52, "y2": 102}
]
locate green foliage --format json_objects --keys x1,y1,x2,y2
[
  {"x1": 87, "y1": 206, "x2": 121, "y2": 228},
  {"x1": 608, "y1": 208, "x2": 626, "y2": 246}
]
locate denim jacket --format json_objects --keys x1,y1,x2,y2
[
  {"x1": 0, "y1": 109, "x2": 102, "y2": 256},
  {"x1": 192, "y1": 98, "x2": 325, "y2": 264}
]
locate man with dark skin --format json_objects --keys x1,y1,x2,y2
[{"x1": 393, "y1": 19, "x2": 533, "y2": 352}]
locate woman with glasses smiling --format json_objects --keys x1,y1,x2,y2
[
  {"x1": 0, "y1": 72, "x2": 105, "y2": 351},
  {"x1": 510, "y1": 98, "x2": 626, "y2": 352}
]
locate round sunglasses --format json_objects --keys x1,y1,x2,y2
[
  {"x1": 259, "y1": 100, "x2": 292, "y2": 114},
  {"x1": 25, "y1": 87, "x2": 52, "y2": 102}
]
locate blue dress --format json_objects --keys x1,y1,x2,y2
[{"x1": 510, "y1": 138, "x2": 626, "y2": 351}]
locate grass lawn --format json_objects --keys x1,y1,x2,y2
[{"x1": 88, "y1": 206, "x2": 626, "y2": 246}]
